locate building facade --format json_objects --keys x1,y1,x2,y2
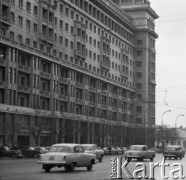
[{"x1": 0, "y1": 0, "x2": 158, "y2": 148}]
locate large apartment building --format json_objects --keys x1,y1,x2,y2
[{"x1": 0, "y1": 0, "x2": 158, "y2": 148}]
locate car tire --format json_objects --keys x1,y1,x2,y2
[
  {"x1": 175, "y1": 156, "x2": 177, "y2": 160},
  {"x1": 87, "y1": 161, "x2": 93, "y2": 171},
  {"x1": 180, "y1": 156, "x2": 182, "y2": 160},
  {"x1": 69, "y1": 163, "x2": 75, "y2": 171},
  {"x1": 164, "y1": 156, "x2": 167, "y2": 160},
  {"x1": 44, "y1": 166, "x2": 51, "y2": 173},
  {"x1": 150, "y1": 157, "x2": 154, "y2": 161},
  {"x1": 99, "y1": 156, "x2": 103, "y2": 163},
  {"x1": 12, "y1": 153, "x2": 18, "y2": 159}
]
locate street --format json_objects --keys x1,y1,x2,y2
[{"x1": 0, "y1": 154, "x2": 186, "y2": 180}]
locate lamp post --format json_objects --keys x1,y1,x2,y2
[
  {"x1": 161, "y1": 110, "x2": 171, "y2": 127},
  {"x1": 175, "y1": 114, "x2": 184, "y2": 128},
  {"x1": 161, "y1": 110, "x2": 171, "y2": 152}
]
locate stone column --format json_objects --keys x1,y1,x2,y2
[
  {"x1": 91, "y1": 122, "x2": 95, "y2": 143},
  {"x1": 87, "y1": 122, "x2": 90, "y2": 143}
]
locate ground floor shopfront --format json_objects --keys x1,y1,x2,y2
[{"x1": 0, "y1": 109, "x2": 155, "y2": 148}]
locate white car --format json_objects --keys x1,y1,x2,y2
[
  {"x1": 38, "y1": 143, "x2": 96, "y2": 172},
  {"x1": 81, "y1": 144, "x2": 104, "y2": 162},
  {"x1": 124, "y1": 145, "x2": 155, "y2": 161}
]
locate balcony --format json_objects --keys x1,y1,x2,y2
[
  {"x1": 89, "y1": 101, "x2": 96, "y2": 107},
  {"x1": 101, "y1": 104, "x2": 107, "y2": 109},
  {"x1": 0, "y1": 80, "x2": 6, "y2": 88},
  {"x1": 75, "y1": 82, "x2": 83, "y2": 89},
  {"x1": 59, "y1": 77, "x2": 68, "y2": 84},
  {"x1": 100, "y1": 59, "x2": 111, "y2": 70},
  {"x1": 40, "y1": 90, "x2": 50, "y2": 97},
  {"x1": 120, "y1": 71, "x2": 129, "y2": 79},
  {"x1": 101, "y1": 90, "x2": 108, "y2": 96},
  {"x1": 18, "y1": 85, "x2": 29, "y2": 93},
  {"x1": 89, "y1": 86, "x2": 96, "y2": 92},
  {"x1": 40, "y1": 71, "x2": 51, "y2": 79},
  {"x1": 121, "y1": 97, "x2": 127, "y2": 102},
  {"x1": 0, "y1": 15, "x2": 10, "y2": 26},
  {"x1": 112, "y1": 107, "x2": 118, "y2": 112},
  {"x1": 59, "y1": 95, "x2": 68, "y2": 101},
  {"x1": 2, "y1": 0, "x2": 10, "y2": 4},
  {"x1": 112, "y1": 94, "x2": 117, "y2": 99},
  {"x1": 0, "y1": 58, "x2": 6, "y2": 66},
  {"x1": 74, "y1": 49, "x2": 86, "y2": 59},
  {"x1": 75, "y1": 98, "x2": 83, "y2": 105},
  {"x1": 40, "y1": 34, "x2": 54, "y2": 45},
  {"x1": 18, "y1": 64, "x2": 30, "y2": 73}
]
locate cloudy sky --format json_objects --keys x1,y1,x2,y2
[{"x1": 150, "y1": 0, "x2": 186, "y2": 127}]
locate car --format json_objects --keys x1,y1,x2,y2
[
  {"x1": 34, "y1": 147, "x2": 48, "y2": 154},
  {"x1": 81, "y1": 144, "x2": 104, "y2": 162},
  {"x1": 120, "y1": 147, "x2": 128, "y2": 154},
  {"x1": 0, "y1": 146, "x2": 23, "y2": 158},
  {"x1": 20, "y1": 146, "x2": 40, "y2": 158},
  {"x1": 37, "y1": 143, "x2": 96, "y2": 172},
  {"x1": 163, "y1": 145, "x2": 184, "y2": 160},
  {"x1": 124, "y1": 145, "x2": 155, "y2": 161}
]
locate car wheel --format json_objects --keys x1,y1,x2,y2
[
  {"x1": 12, "y1": 154, "x2": 18, "y2": 159},
  {"x1": 164, "y1": 156, "x2": 167, "y2": 160},
  {"x1": 150, "y1": 157, "x2": 154, "y2": 161},
  {"x1": 137, "y1": 158, "x2": 141, "y2": 161},
  {"x1": 175, "y1": 156, "x2": 177, "y2": 160},
  {"x1": 44, "y1": 166, "x2": 51, "y2": 173},
  {"x1": 87, "y1": 161, "x2": 93, "y2": 171},
  {"x1": 69, "y1": 163, "x2": 75, "y2": 171},
  {"x1": 99, "y1": 157, "x2": 103, "y2": 162},
  {"x1": 180, "y1": 156, "x2": 182, "y2": 160}
]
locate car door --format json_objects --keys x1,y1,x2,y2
[
  {"x1": 73, "y1": 146, "x2": 82, "y2": 166},
  {"x1": 142, "y1": 146, "x2": 148, "y2": 158},
  {"x1": 79, "y1": 146, "x2": 89, "y2": 166}
]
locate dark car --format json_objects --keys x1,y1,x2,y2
[
  {"x1": 21, "y1": 147, "x2": 40, "y2": 158},
  {"x1": 164, "y1": 145, "x2": 183, "y2": 160},
  {"x1": 0, "y1": 146, "x2": 23, "y2": 158}
]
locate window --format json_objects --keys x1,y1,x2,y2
[
  {"x1": 65, "y1": 39, "x2": 68, "y2": 47},
  {"x1": 33, "y1": 41, "x2": 37, "y2": 48},
  {"x1": 10, "y1": 31, "x2": 14, "y2": 39},
  {"x1": 10, "y1": 12, "x2": 15, "y2": 22},
  {"x1": 136, "y1": 83, "x2": 142, "y2": 89},
  {"x1": 60, "y1": 4, "x2": 63, "y2": 13},
  {"x1": 71, "y1": 11, "x2": 74, "y2": 19},
  {"x1": 19, "y1": 16, "x2": 23, "y2": 26},
  {"x1": 65, "y1": 7, "x2": 69, "y2": 16},
  {"x1": 26, "y1": 38, "x2": 30, "y2": 46},
  {"x1": 70, "y1": 41, "x2": 73, "y2": 49},
  {"x1": 18, "y1": 35, "x2": 22, "y2": 42},
  {"x1": 59, "y1": 36, "x2": 63, "y2": 44},
  {"x1": 136, "y1": 61, "x2": 142, "y2": 67},
  {"x1": 60, "y1": 20, "x2": 63, "y2": 28},
  {"x1": 137, "y1": 40, "x2": 142, "y2": 45},
  {"x1": 136, "y1": 106, "x2": 142, "y2": 113},
  {"x1": 136, "y1": 72, "x2": 142, "y2": 78},
  {"x1": 137, "y1": 51, "x2": 142, "y2": 57},
  {"x1": 34, "y1": 6, "x2": 38, "y2": 15},
  {"x1": 55, "y1": 17, "x2": 57, "y2": 26},
  {"x1": 26, "y1": 2, "x2": 31, "y2": 11},
  {"x1": 26, "y1": 20, "x2": 30, "y2": 30},
  {"x1": 65, "y1": 23, "x2": 69, "y2": 32},
  {"x1": 34, "y1": 23, "x2": 37, "y2": 33},
  {"x1": 19, "y1": 0, "x2": 23, "y2": 7}
]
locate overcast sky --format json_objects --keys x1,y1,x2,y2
[{"x1": 150, "y1": 0, "x2": 186, "y2": 127}]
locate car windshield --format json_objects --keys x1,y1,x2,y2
[
  {"x1": 82, "y1": 146, "x2": 92, "y2": 150},
  {"x1": 49, "y1": 146, "x2": 71, "y2": 153},
  {"x1": 165, "y1": 147, "x2": 177, "y2": 151},
  {"x1": 4, "y1": 146, "x2": 10, "y2": 151},
  {"x1": 130, "y1": 146, "x2": 142, "y2": 151}
]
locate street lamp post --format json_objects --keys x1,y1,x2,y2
[
  {"x1": 175, "y1": 114, "x2": 184, "y2": 128},
  {"x1": 161, "y1": 110, "x2": 171, "y2": 152}
]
